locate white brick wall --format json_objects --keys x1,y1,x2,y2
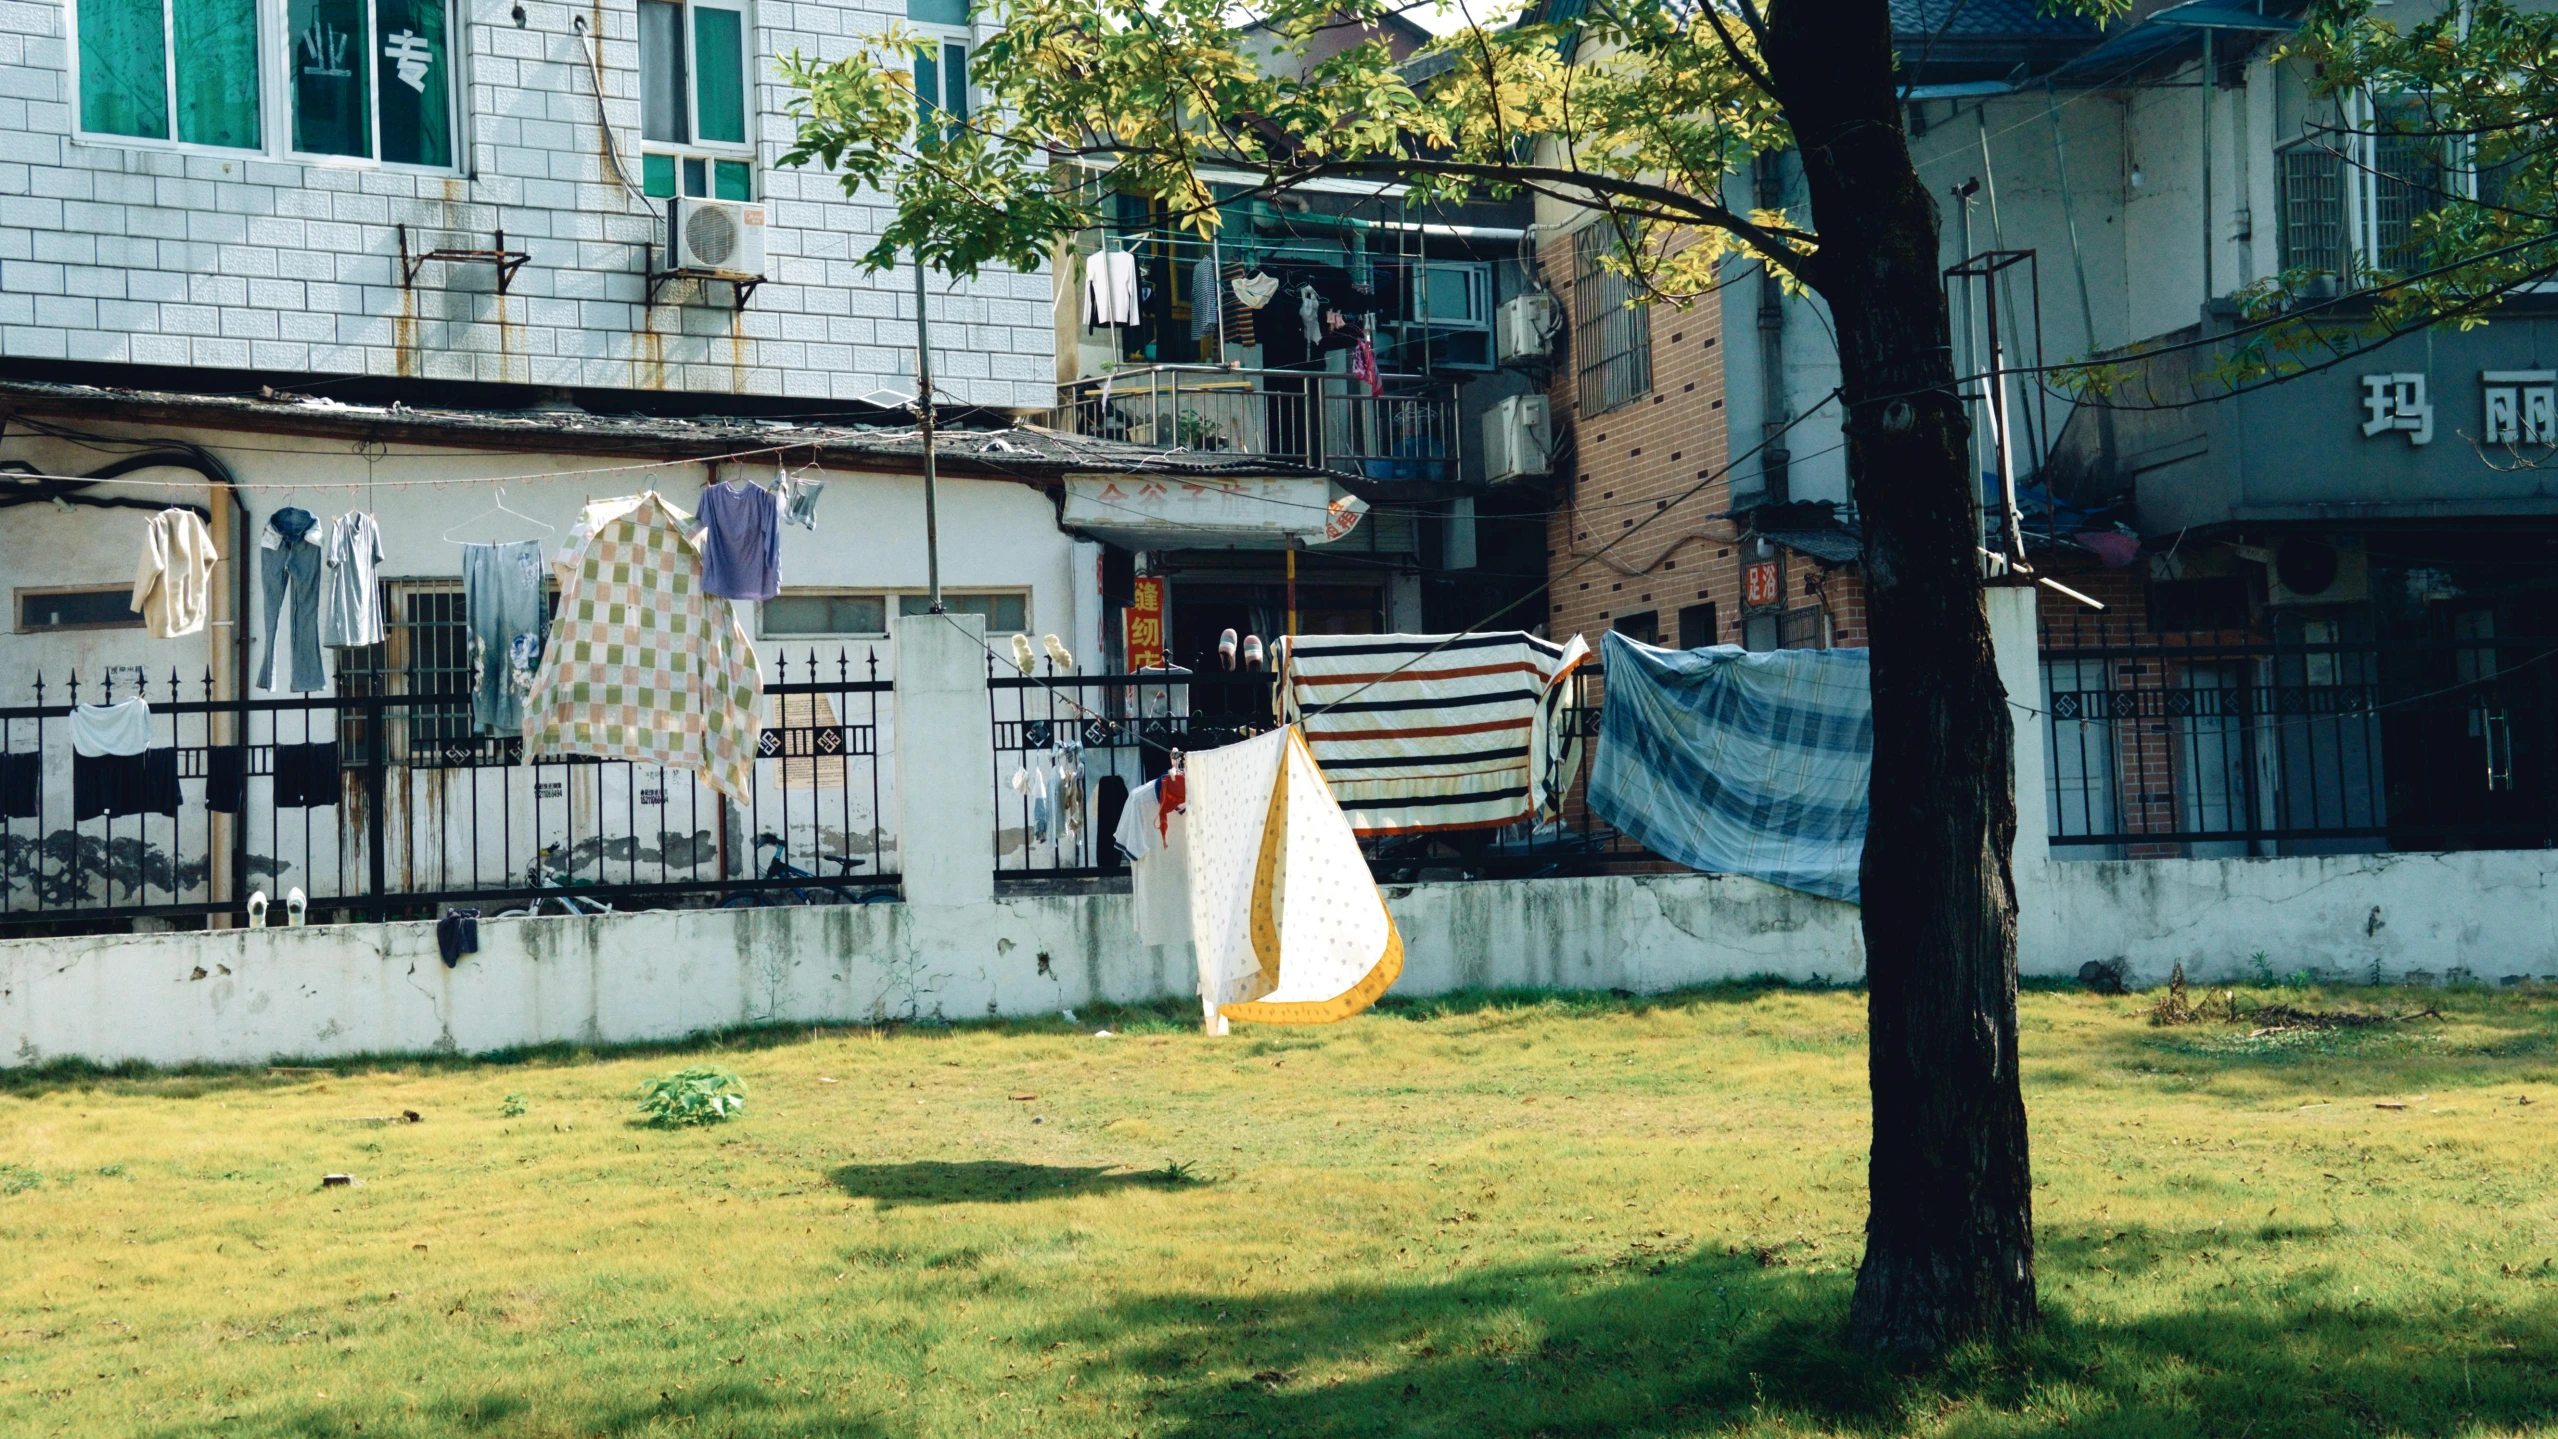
[{"x1": 0, "y1": 0, "x2": 1052, "y2": 405}]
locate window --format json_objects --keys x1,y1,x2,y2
[
  {"x1": 1386, "y1": 262, "x2": 1493, "y2": 370},
  {"x1": 74, "y1": 0, "x2": 262, "y2": 149},
  {"x1": 16, "y1": 586, "x2": 143, "y2": 632},
  {"x1": 1676, "y1": 602, "x2": 1717, "y2": 650},
  {"x1": 913, "y1": 39, "x2": 968, "y2": 146},
  {"x1": 639, "y1": 0, "x2": 753, "y2": 200},
  {"x1": 286, "y1": 0, "x2": 456, "y2": 165},
  {"x1": 1574, "y1": 227, "x2": 1651, "y2": 415},
  {"x1": 2277, "y1": 100, "x2": 2450, "y2": 282},
  {"x1": 72, "y1": 0, "x2": 455, "y2": 164},
  {"x1": 1610, "y1": 609, "x2": 1659, "y2": 646},
  {"x1": 898, "y1": 592, "x2": 1026, "y2": 633},
  {"x1": 2278, "y1": 143, "x2": 2346, "y2": 277},
  {"x1": 762, "y1": 593, "x2": 889, "y2": 637}
]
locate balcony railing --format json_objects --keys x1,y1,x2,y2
[{"x1": 1055, "y1": 365, "x2": 1463, "y2": 482}]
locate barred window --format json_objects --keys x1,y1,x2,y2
[
  {"x1": 1573, "y1": 227, "x2": 1651, "y2": 416},
  {"x1": 2278, "y1": 143, "x2": 2345, "y2": 277},
  {"x1": 2369, "y1": 104, "x2": 2448, "y2": 271}
]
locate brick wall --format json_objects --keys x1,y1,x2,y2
[
  {"x1": 0, "y1": 0, "x2": 1050, "y2": 404},
  {"x1": 1536, "y1": 230, "x2": 1867, "y2": 652}
]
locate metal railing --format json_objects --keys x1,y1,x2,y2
[
  {"x1": 2039, "y1": 615, "x2": 2557, "y2": 856},
  {"x1": 988, "y1": 662, "x2": 1643, "y2": 885},
  {"x1": 0, "y1": 652, "x2": 896, "y2": 930},
  {"x1": 1054, "y1": 365, "x2": 1463, "y2": 481}
]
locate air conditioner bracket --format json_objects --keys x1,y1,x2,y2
[
  {"x1": 398, "y1": 225, "x2": 532, "y2": 294},
  {"x1": 646, "y1": 269, "x2": 767, "y2": 311}
]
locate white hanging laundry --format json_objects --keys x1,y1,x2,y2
[
  {"x1": 129, "y1": 508, "x2": 220, "y2": 640},
  {"x1": 1112, "y1": 774, "x2": 1191, "y2": 949},
  {"x1": 1086, "y1": 249, "x2": 1140, "y2": 328},
  {"x1": 70, "y1": 698, "x2": 152, "y2": 757},
  {"x1": 1184, "y1": 727, "x2": 1403, "y2": 1026}
]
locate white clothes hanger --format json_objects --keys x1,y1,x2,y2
[{"x1": 442, "y1": 486, "x2": 556, "y2": 543}]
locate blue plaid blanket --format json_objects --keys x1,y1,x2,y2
[{"x1": 1588, "y1": 632, "x2": 1871, "y2": 902}]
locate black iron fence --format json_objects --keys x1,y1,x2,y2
[
  {"x1": 988, "y1": 661, "x2": 1641, "y2": 884},
  {"x1": 2039, "y1": 615, "x2": 2558, "y2": 855},
  {"x1": 0, "y1": 651, "x2": 896, "y2": 930}
]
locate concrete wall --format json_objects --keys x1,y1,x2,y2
[
  {"x1": 10, "y1": 841, "x2": 2556, "y2": 1068},
  {"x1": 0, "y1": 868, "x2": 1871, "y2": 1068}
]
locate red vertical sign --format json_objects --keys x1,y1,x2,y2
[{"x1": 1127, "y1": 576, "x2": 1166, "y2": 670}]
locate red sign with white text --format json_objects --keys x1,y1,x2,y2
[
  {"x1": 1744, "y1": 559, "x2": 1782, "y2": 608},
  {"x1": 1127, "y1": 576, "x2": 1166, "y2": 669}
]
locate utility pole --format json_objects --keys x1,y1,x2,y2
[{"x1": 914, "y1": 250, "x2": 943, "y2": 613}]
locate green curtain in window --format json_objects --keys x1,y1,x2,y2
[
  {"x1": 374, "y1": 0, "x2": 449, "y2": 165},
  {"x1": 713, "y1": 158, "x2": 751, "y2": 200},
  {"x1": 642, "y1": 151, "x2": 677, "y2": 197},
  {"x1": 290, "y1": 0, "x2": 371, "y2": 156},
  {"x1": 80, "y1": 0, "x2": 170, "y2": 139},
  {"x1": 913, "y1": 46, "x2": 937, "y2": 139},
  {"x1": 692, "y1": 6, "x2": 745, "y2": 144},
  {"x1": 173, "y1": 0, "x2": 261, "y2": 147}
]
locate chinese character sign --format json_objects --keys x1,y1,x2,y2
[
  {"x1": 2483, "y1": 370, "x2": 2558, "y2": 446},
  {"x1": 1744, "y1": 559, "x2": 1782, "y2": 608},
  {"x1": 1127, "y1": 576, "x2": 1166, "y2": 670},
  {"x1": 2360, "y1": 373, "x2": 2434, "y2": 445}
]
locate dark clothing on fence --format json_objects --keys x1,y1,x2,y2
[
  {"x1": 436, "y1": 908, "x2": 480, "y2": 967},
  {"x1": 271, "y1": 741, "x2": 340, "y2": 808},
  {"x1": 0, "y1": 751, "x2": 37, "y2": 818},
  {"x1": 204, "y1": 745, "x2": 246, "y2": 813},
  {"x1": 72, "y1": 748, "x2": 180, "y2": 821}
]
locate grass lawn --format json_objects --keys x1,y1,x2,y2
[{"x1": 4, "y1": 981, "x2": 2557, "y2": 1437}]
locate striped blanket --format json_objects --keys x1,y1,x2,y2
[
  {"x1": 1587, "y1": 631, "x2": 1870, "y2": 902},
  {"x1": 1279, "y1": 632, "x2": 1591, "y2": 835}
]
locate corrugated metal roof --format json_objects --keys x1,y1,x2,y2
[{"x1": 0, "y1": 378, "x2": 1331, "y2": 486}]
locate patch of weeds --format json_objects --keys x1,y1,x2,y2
[
  {"x1": 96, "y1": 1163, "x2": 126, "y2": 1178},
  {"x1": 501, "y1": 1093, "x2": 528, "y2": 1118},
  {"x1": 0, "y1": 1163, "x2": 41, "y2": 1195},
  {"x1": 1149, "y1": 1159, "x2": 1208, "y2": 1188},
  {"x1": 635, "y1": 1067, "x2": 747, "y2": 1128}
]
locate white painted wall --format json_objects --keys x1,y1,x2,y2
[
  {"x1": 8, "y1": 842, "x2": 2554, "y2": 1068},
  {"x1": 0, "y1": 0, "x2": 1049, "y2": 404}
]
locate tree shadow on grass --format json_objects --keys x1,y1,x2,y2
[
  {"x1": 1029, "y1": 1227, "x2": 2558, "y2": 1438},
  {"x1": 145, "y1": 1379, "x2": 902, "y2": 1439},
  {"x1": 830, "y1": 1158, "x2": 1209, "y2": 1207}
]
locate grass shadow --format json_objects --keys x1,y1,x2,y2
[
  {"x1": 1026, "y1": 1228, "x2": 2558, "y2": 1438},
  {"x1": 828, "y1": 1158, "x2": 1208, "y2": 1207}
]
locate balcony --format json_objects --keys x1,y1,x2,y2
[{"x1": 1054, "y1": 366, "x2": 1464, "y2": 482}]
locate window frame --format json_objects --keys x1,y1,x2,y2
[
  {"x1": 65, "y1": 0, "x2": 465, "y2": 174},
  {"x1": 760, "y1": 590, "x2": 893, "y2": 640},
  {"x1": 15, "y1": 584, "x2": 146, "y2": 634},
  {"x1": 910, "y1": 27, "x2": 971, "y2": 147},
  {"x1": 637, "y1": 0, "x2": 757, "y2": 201},
  {"x1": 895, "y1": 589, "x2": 1028, "y2": 635}
]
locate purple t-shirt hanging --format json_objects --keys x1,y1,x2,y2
[{"x1": 698, "y1": 482, "x2": 781, "y2": 601}]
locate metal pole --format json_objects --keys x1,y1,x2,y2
[
  {"x1": 1285, "y1": 541, "x2": 1299, "y2": 641},
  {"x1": 2201, "y1": 30, "x2": 2215, "y2": 304},
  {"x1": 914, "y1": 251, "x2": 943, "y2": 612}
]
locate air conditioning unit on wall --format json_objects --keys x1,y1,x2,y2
[
  {"x1": 1494, "y1": 292, "x2": 1557, "y2": 363},
  {"x1": 668, "y1": 196, "x2": 767, "y2": 277},
  {"x1": 1482, "y1": 393, "x2": 1552, "y2": 482}
]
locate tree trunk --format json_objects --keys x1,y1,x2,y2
[{"x1": 1764, "y1": 0, "x2": 2038, "y2": 1361}]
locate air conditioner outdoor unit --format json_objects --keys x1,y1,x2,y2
[
  {"x1": 667, "y1": 196, "x2": 767, "y2": 277},
  {"x1": 2265, "y1": 539, "x2": 2369, "y2": 607},
  {"x1": 1494, "y1": 292, "x2": 1557, "y2": 364},
  {"x1": 1482, "y1": 393, "x2": 1552, "y2": 482}
]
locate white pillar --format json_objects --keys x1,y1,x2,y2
[
  {"x1": 893, "y1": 612, "x2": 996, "y2": 906},
  {"x1": 1986, "y1": 583, "x2": 2048, "y2": 869}
]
